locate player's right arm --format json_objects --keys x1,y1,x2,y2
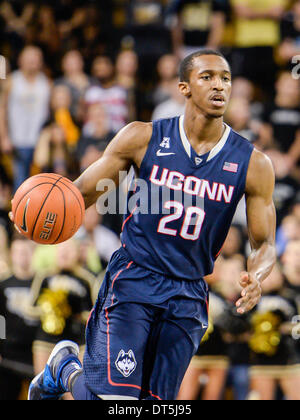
[{"x1": 74, "y1": 122, "x2": 153, "y2": 209}]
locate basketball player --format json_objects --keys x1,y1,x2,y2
[{"x1": 28, "y1": 49, "x2": 276, "y2": 400}]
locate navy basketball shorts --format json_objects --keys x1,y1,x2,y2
[{"x1": 81, "y1": 247, "x2": 209, "y2": 400}]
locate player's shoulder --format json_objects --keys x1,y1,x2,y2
[
  {"x1": 123, "y1": 121, "x2": 153, "y2": 136},
  {"x1": 246, "y1": 147, "x2": 275, "y2": 196},
  {"x1": 248, "y1": 147, "x2": 274, "y2": 175},
  {"x1": 107, "y1": 121, "x2": 153, "y2": 157}
]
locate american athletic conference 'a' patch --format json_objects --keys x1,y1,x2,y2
[{"x1": 115, "y1": 349, "x2": 137, "y2": 378}]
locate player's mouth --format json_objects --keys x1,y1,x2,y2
[{"x1": 209, "y1": 94, "x2": 226, "y2": 107}]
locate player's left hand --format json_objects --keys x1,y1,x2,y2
[{"x1": 235, "y1": 272, "x2": 262, "y2": 314}]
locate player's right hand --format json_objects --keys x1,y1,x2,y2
[{"x1": 9, "y1": 205, "x2": 21, "y2": 234}]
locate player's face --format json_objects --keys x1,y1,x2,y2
[{"x1": 181, "y1": 55, "x2": 232, "y2": 118}]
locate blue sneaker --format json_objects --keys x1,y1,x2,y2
[{"x1": 28, "y1": 340, "x2": 81, "y2": 400}]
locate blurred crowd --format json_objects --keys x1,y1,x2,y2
[{"x1": 0, "y1": 0, "x2": 300, "y2": 401}]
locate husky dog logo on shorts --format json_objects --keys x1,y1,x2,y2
[{"x1": 115, "y1": 350, "x2": 137, "y2": 377}]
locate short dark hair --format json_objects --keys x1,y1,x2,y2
[{"x1": 179, "y1": 49, "x2": 229, "y2": 83}]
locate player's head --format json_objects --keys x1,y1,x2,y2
[{"x1": 179, "y1": 49, "x2": 232, "y2": 118}]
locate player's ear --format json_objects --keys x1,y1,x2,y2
[{"x1": 179, "y1": 81, "x2": 191, "y2": 98}]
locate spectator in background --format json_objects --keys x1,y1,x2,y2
[
  {"x1": 77, "y1": 103, "x2": 114, "y2": 171},
  {"x1": 220, "y1": 256, "x2": 251, "y2": 401},
  {"x1": 116, "y1": 49, "x2": 139, "y2": 91},
  {"x1": 151, "y1": 76, "x2": 186, "y2": 120},
  {"x1": 0, "y1": 1, "x2": 36, "y2": 64},
  {"x1": 0, "y1": 1, "x2": 35, "y2": 36},
  {"x1": 32, "y1": 239, "x2": 95, "y2": 378},
  {"x1": 25, "y1": 5, "x2": 60, "y2": 76},
  {"x1": 0, "y1": 237, "x2": 39, "y2": 400},
  {"x1": 115, "y1": 49, "x2": 139, "y2": 121},
  {"x1": 178, "y1": 257, "x2": 229, "y2": 400},
  {"x1": 276, "y1": 214, "x2": 300, "y2": 257},
  {"x1": 260, "y1": 72, "x2": 300, "y2": 170},
  {"x1": 0, "y1": 225, "x2": 10, "y2": 280},
  {"x1": 249, "y1": 263, "x2": 300, "y2": 400},
  {"x1": 0, "y1": 46, "x2": 51, "y2": 191},
  {"x1": 85, "y1": 55, "x2": 129, "y2": 133},
  {"x1": 224, "y1": 97, "x2": 257, "y2": 143},
  {"x1": 55, "y1": 50, "x2": 92, "y2": 122},
  {"x1": 230, "y1": 0, "x2": 287, "y2": 98},
  {"x1": 49, "y1": 0, "x2": 87, "y2": 46},
  {"x1": 124, "y1": 0, "x2": 171, "y2": 84},
  {"x1": 76, "y1": 205, "x2": 121, "y2": 269},
  {"x1": 151, "y1": 54, "x2": 179, "y2": 107},
  {"x1": 278, "y1": 0, "x2": 300, "y2": 69},
  {"x1": 220, "y1": 225, "x2": 245, "y2": 258},
  {"x1": 268, "y1": 149, "x2": 300, "y2": 227},
  {"x1": 166, "y1": 0, "x2": 227, "y2": 59},
  {"x1": 230, "y1": 77, "x2": 264, "y2": 125},
  {"x1": 281, "y1": 240, "x2": 300, "y2": 297},
  {"x1": 50, "y1": 84, "x2": 81, "y2": 150},
  {"x1": 33, "y1": 123, "x2": 76, "y2": 178},
  {"x1": 33, "y1": 84, "x2": 80, "y2": 179}
]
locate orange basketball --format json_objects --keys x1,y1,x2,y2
[{"x1": 12, "y1": 173, "x2": 85, "y2": 245}]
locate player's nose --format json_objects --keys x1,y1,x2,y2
[{"x1": 211, "y1": 76, "x2": 224, "y2": 91}]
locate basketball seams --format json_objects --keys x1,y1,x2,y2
[
  {"x1": 14, "y1": 175, "x2": 84, "y2": 245},
  {"x1": 30, "y1": 176, "x2": 64, "y2": 240},
  {"x1": 32, "y1": 174, "x2": 84, "y2": 219},
  {"x1": 14, "y1": 182, "x2": 55, "y2": 218},
  {"x1": 50, "y1": 184, "x2": 66, "y2": 245}
]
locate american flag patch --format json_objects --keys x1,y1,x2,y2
[{"x1": 223, "y1": 162, "x2": 238, "y2": 173}]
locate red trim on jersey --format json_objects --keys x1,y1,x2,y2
[
  {"x1": 122, "y1": 205, "x2": 138, "y2": 232},
  {"x1": 105, "y1": 261, "x2": 162, "y2": 400}
]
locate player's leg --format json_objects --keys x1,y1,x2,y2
[
  {"x1": 83, "y1": 299, "x2": 158, "y2": 400},
  {"x1": 142, "y1": 296, "x2": 209, "y2": 400}
]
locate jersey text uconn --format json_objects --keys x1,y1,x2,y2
[{"x1": 150, "y1": 165, "x2": 235, "y2": 204}]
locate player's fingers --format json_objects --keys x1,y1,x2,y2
[
  {"x1": 237, "y1": 298, "x2": 258, "y2": 314},
  {"x1": 236, "y1": 289, "x2": 261, "y2": 312},
  {"x1": 14, "y1": 224, "x2": 21, "y2": 234},
  {"x1": 9, "y1": 211, "x2": 14, "y2": 222},
  {"x1": 239, "y1": 272, "x2": 251, "y2": 287},
  {"x1": 241, "y1": 282, "x2": 257, "y2": 297}
]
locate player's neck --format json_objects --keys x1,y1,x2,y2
[{"x1": 183, "y1": 106, "x2": 225, "y2": 145}]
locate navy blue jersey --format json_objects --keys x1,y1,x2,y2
[{"x1": 121, "y1": 116, "x2": 254, "y2": 280}]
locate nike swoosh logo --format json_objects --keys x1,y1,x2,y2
[
  {"x1": 20, "y1": 198, "x2": 30, "y2": 232},
  {"x1": 156, "y1": 149, "x2": 176, "y2": 157}
]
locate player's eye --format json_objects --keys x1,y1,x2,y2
[{"x1": 201, "y1": 75, "x2": 211, "y2": 81}]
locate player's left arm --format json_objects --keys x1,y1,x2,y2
[{"x1": 236, "y1": 149, "x2": 277, "y2": 314}]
